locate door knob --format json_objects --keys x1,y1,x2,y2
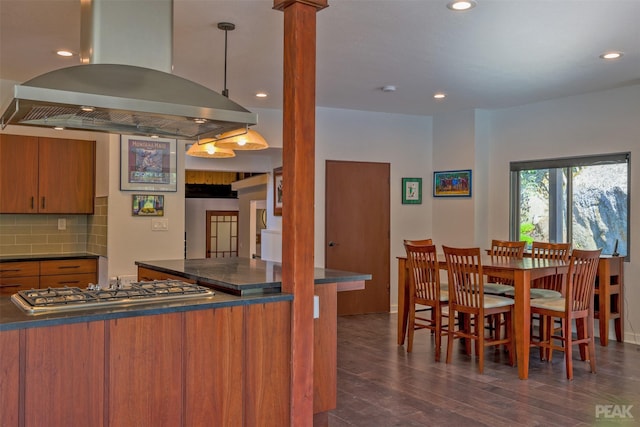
[{"x1": 328, "y1": 241, "x2": 336, "y2": 247}]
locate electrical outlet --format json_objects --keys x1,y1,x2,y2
[
  {"x1": 118, "y1": 275, "x2": 137, "y2": 286},
  {"x1": 57, "y1": 218, "x2": 66, "y2": 230}
]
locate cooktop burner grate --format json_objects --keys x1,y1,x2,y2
[{"x1": 11, "y1": 280, "x2": 215, "y2": 314}]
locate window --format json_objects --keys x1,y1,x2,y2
[{"x1": 510, "y1": 153, "x2": 629, "y2": 257}]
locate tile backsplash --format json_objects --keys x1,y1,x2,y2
[{"x1": 0, "y1": 197, "x2": 108, "y2": 257}]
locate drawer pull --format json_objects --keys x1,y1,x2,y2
[
  {"x1": 0, "y1": 268, "x2": 21, "y2": 273},
  {"x1": 0, "y1": 283, "x2": 21, "y2": 288},
  {"x1": 58, "y1": 281, "x2": 80, "y2": 285},
  {"x1": 59, "y1": 266, "x2": 81, "y2": 269}
]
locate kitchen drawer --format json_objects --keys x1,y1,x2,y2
[
  {"x1": 40, "y1": 272, "x2": 97, "y2": 288},
  {"x1": 0, "y1": 261, "x2": 40, "y2": 278},
  {"x1": 0, "y1": 276, "x2": 39, "y2": 295},
  {"x1": 40, "y1": 259, "x2": 97, "y2": 276}
]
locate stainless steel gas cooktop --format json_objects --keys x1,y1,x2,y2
[{"x1": 11, "y1": 280, "x2": 215, "y2": 315}]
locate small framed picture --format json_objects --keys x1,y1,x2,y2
[
  {"x1": 402, "y1": 178, "x2": 422, "y2": 204},
  {"x1": 433, "y1": 169, "x2": 472, "y2": 197},
  {"x1": 273, "y1": 167, "x2": 283, "y2": 216},
  {"x1": 132, "y1": 195, "x2": 164, "y2": 216},
  {"x1": 120, "y1": 135, "x2": 177, "y2": 192}
]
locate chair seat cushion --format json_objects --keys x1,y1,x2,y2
[
  {"x1": 530, "y1": 297, "x2": 566, "y2": 312},
  {"x1": 484, "y1": 295, "x2": 515, "y2": 309},
  {"x1": 483, "y1": 283, "x2": 514, "y2": 295},
  {"x1": 503, "y1": 288, "x2": 562, "y2": 299}
]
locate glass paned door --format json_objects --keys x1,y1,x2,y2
[{"x1": 206, "y1": 210, "x2": 238, "y2": 258}]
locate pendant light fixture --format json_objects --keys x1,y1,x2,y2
[
  {"x1": 212, "y1": 22, "x2": 269, "y2": 151},
  {"x1": 186, "y1": 141, "x2": 235, "y2": 158}
]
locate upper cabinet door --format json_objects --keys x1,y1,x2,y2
[
  {"x1": 0, "y1": 134, "x2": 39, "y2": 213},
  {"x1": 38, "y1": 137, "x2": 96, "y2": 214}
]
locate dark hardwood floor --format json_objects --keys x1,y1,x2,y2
[{"x1": 329, "y1": 313, "x2": 640, "y2": 426}]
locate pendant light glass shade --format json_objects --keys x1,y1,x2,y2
[
  {"x1": 186, "y1": 141, "x2": 235, "y2": 158},
  {"x1": 213, "y1": 129, "x2": 269, "y2": 151}
]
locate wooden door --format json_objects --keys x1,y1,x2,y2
[
  {"x1": 0, "y1": 134, "x2": 39, "y2": 213},
  {"x1": 326, "y1": 160, "x2": 390, "y2": 315},
  {"x1": 38, "y1": 137, "x2": 95, "y2": 214}
]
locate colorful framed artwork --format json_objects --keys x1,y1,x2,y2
[
  {"x1": 132, "y1": 195, "x2": 164, "y2": 216},
  {"x1": 120, "y1": 135, "x2": 177, "y2": 191},
  {"x1": 402, "y1": 177, "x2": 422, "y2": 204},
  {"x1": 433, "y1": 169, "x2": 472, "y2": 197},
  {"x1": 273, "y1": 166, "x2": 283, "y2": 216}
]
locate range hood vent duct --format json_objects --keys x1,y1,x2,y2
[
  {"x1": 0, "y1": 0, "x2": 257, "y2": 139},
  {"x1": 1, "y1": 64, "x2": 257, "y2": 139}
]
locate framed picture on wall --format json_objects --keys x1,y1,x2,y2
[
  {"x1": 132, "y1": 195, "x2": 164, "y2": 216},
  {"x1": 402, "y1": 178, "x2": 422, "y2": 204},
  {"x1": 273, "y1": 167, "x2": 283, "y2": 216},
  {"x1": 120, "y1": 135, "x2": 177, "y2": 192},
  {"x1": 433, "y1": 169, "x2": 472, "y2": 197}
]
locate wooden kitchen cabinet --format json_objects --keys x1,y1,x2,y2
[
  {"x1": 0, "y1": 261, "x2": 40, "y2": 295},
  {"x1": 0, "y1": 134, "x2": 95, "y2": 214},
  {"x1": 40, "y1": 258, "x2": 97, "y2": 287},
  {"x1": 0, "y1": 330, "x2": 19, "y2": 427},
  {"x1": 0, "y1": 258, "x2": 97, "y2": 294},
  {"x1": 24, "y1": 322, "x2": 105, "y2": 427},
  {"x1": 138, "y1": 266, "x2": 195, "y2": 283}
]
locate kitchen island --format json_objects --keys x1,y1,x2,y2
[{"x1": 0, "y1": 257, "x2": 369, "y2": 427}]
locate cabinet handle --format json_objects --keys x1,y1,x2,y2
[
  {"x1": 0, "y1": 283, "x2": 21, "y2": 289},
  {"x1": 31, "y1": 196, "x2": 34, "y2": 209},
  {"x1": 0, "y1": 268, "x2": 21, "y2": 273},
  {"x1": 58, "y1": 265, "x2": 81, "y2": 269},
  {"x1": 58, "y1": 281, "x2": 80, "y2": 285},
  {"x1": 41, "y1": 197, "x2": 45, "y2": 209}
]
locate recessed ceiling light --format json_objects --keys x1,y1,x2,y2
[
  {"x1": 599, "y1": 51, "x2": 623, "y2": 60},
  {"x1": 56, "y1": 50, "x2": 73, "y2": 57},
  {"x1": 434, "y1": 93, "x2": 447, "y2": 99},
  {"x1": 80, "y1": 106, "x2": 95, "y2": 112},
  {"x1": 447, "y1": 0, "x2": 477, "y2": 11},
  {"x1": 255, "y1": 92, "x2": 268, "y2": 98},
  {"x1": 193, "y1": 118, "x2": 207, "y2": 124},
  {"x1": 381, "y1": 85, "x2": 396, "y2": 92},
  {"x1": 53, "y1": 126, "x2": 64, "y2": 131}
]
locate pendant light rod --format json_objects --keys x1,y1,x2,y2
[{"x1": 217, "y1": 22, "x2": 235, "y2": 98}]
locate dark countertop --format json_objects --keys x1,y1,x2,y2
[
  {"x1": 0, "y1": 290, "x2": 292, "y2": 332},
  {"x1": 0, "y1": 253, "x2": 100, "y2": 262},
  {"x1": 1, "y1": 257, "x2": 369, "y2": 331},
  {"x1": 136, "y1": 257, "x2": 372, "y2": 295}
]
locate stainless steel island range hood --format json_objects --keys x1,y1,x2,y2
[{"x1": 0, "y1": 0, "x2": 257, "y2": 140}]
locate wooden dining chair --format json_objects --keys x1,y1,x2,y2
[
  {"x1": 504, "y1": 241, "x2": 571, "y2": 299},
  {"x1": 442, "y1": 246, "x2": 515, "y2": 374},
  {"x1": 530, "y1": 248, "x2": 601, "y2": 380},
  {"x1": 484, "y1": 239, "x2": 526, "y2": 295},
  {"x1": 403, "y1": 241, "x2": 448, "y2": 360}
]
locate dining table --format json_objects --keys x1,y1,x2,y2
[{"x1": 397, "y1": 254, "x2": 571, "y2": 380}]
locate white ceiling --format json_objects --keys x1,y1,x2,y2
[{"x1": 1, "y1": 0, "x2": 639, "y2": 118}]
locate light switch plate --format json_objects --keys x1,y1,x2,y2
[{"x1": 151, "y1": 218, "x2": 169, "y2": 231}]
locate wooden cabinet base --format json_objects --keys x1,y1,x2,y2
[{"x1": 0, "y1": 301, "x2": 293, "y2": 426}]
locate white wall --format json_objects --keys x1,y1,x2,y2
[
  {"x1": 105, "y1": 134, "x2": 186, "y2": 278},
  {"x1": 315, "y1": 107, "x2": 433, "y2": 309},
  {"x1": 431, "y1": 109, "x2": 477, "y2": 247},
  {"x1": 185, "y1": 198, "x2": 239, "y2": 259},
  {"x1": 485, "y1": 84, "x2": 640, "y2": 344}
]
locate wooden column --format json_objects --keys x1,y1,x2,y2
[{"x1": 274, "y1": 0, "x2": 328, "y2": 425}]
